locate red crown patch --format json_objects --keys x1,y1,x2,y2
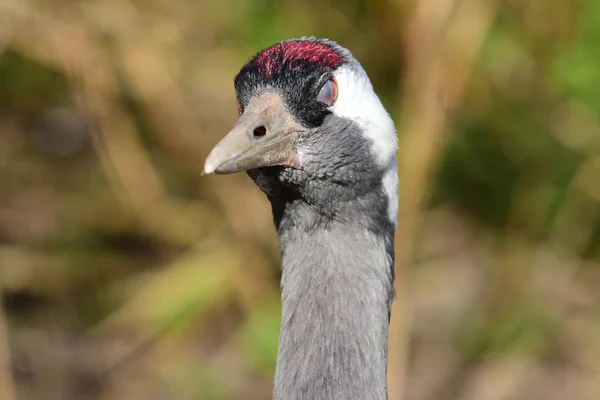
[{"x1": 253, "y1": 41, "x2": 344, "y2": 77}]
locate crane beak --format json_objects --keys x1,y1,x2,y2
[{"x1": 204, "y1": 93, "x2": 304, "y2": 174}]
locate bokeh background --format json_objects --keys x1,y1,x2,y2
[{"x1": 1, "y1": 0, "x2": 599, "y2": 399}]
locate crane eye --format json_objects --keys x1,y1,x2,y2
[
  {"x1": 236, "y1": 98, "x2": 243, "y2": 115},
  {"x1": 316, "y1": 78, "x2": 338, "y2": 106}
]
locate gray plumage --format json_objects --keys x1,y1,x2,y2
[
  {"x1": 274, "y1": 214, "x2": 392, "y2": 399},
  {"x1": 250, "y1": 117, "x2": 395, "y2": 400},
  {"x1": 204, "y1": 37, "x2": 397, "y2": 400}
]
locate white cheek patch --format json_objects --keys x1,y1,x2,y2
[
  {"x1": 331, "y1": 65, "x2": 398, "y2": 167},
  {"x1": 332, "y1": 64, "x2": 399, "y2": 225}
]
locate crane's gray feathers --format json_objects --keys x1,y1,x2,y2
[
  {"x1": 228, "y1": 37, "x2": 398, "y2": 400},
  {"x1": 248, "y1": 118, "x2": 394, "y2": 400},
  {"x1": 249, "y1": 116, "x2": 395, "y2": 240},
  {"x1": 275, "y1": 220, "x2": 392, "y2": 399}
]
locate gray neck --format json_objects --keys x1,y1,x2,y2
[{"x1": 272, "y1": 200, "x2": 394, "y2": 400}]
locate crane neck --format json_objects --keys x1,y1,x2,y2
[{"x1": 271, "y1": 197, "x2": 395, "y2": 400}]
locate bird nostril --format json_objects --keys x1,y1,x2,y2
[{"x1": 253, "y1": 126, "x2": 267, "y2": 138}]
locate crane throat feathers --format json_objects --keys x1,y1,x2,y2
[{"x1": 250, "y1": 173, "x2": 398, "y2": 236}]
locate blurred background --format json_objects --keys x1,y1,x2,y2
[{"x1": 0, "y1": 0, "x2": 599, "y2": 399}]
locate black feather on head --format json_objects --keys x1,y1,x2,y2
[{"x1": 235, "y1": 38, "x2": 347, "y2": 128}]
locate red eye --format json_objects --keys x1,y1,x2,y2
[
  {"x1": 316, "y1": 78, "x2": 338, "y2": 106},
  {"x1": 236, "y1": 98, "x2": 243, "y2": 114}
]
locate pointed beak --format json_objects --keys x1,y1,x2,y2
[{"x1": 204, "y1": 93, "x2": 305, "y2": 174}]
